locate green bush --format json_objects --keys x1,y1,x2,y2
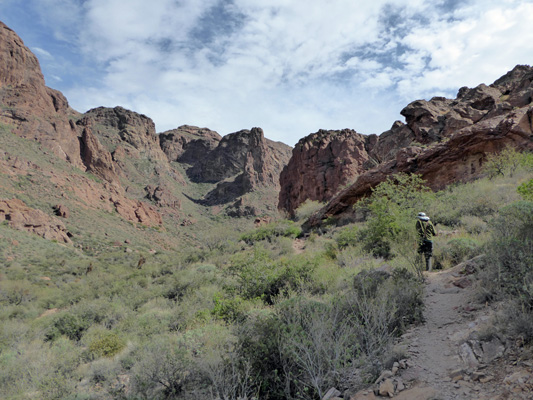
[
  {"x1": 240, "y1": 220, "x2": 302, "y2": 244},
  {"x1": 442, "y1": 237, "x2": 481, "y2": 266},
  {"x1": 47, "y1": 312, "x2": 92, "y2": 341},
  {"x1": 479, "y1": 201, "x2": 533, "y2": 342},
  {"x1": 336, "y1": 226, "x2": 360, "y2": 249},
  {"x1": 356, "y1": 174, "x2": 433, "y2": 259},
  {"x1": 227, "y1": 249, "x2": 317, "y2": 304},
  {"x1": 88, "y1": 331, "x2": 126, "y2": 358},
  {"x1": 517, "y1": 178, "x2": 533, "y2": 201}
]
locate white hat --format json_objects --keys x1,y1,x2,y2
[{"x1": 417, "y1": 212, "x2": 429, "y2": 221}]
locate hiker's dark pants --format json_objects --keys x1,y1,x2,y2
[{"x1": 418, "y1": 239, "x2": 433, "y2": 271}]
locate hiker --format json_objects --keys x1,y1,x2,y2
[{"x1": 416, "y1": 212, "x2": 436, "y2": 271}]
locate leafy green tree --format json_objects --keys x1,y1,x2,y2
[{"x1": 357, "y1": 174, "x2": 433, "y2": 259}]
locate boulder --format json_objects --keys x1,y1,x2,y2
[
  {"x1": 53, "y1": 204, "x2": 70, "y2": 218},
  {"x1": 378, "y1": 378, "x2": 395, "y2": 397},
  {"x1": 322, "y1": 387, "x2": 341, "y2": 400},
  {"x1": 145, "y1": 185, "x2": 181, "y2": 208}
]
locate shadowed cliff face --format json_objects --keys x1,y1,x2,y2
[
  {"x1": 0, "y1": 21, "x2": 83, "y2": 168},
  {"x1": 295, "y1": 65, "x2": 533, "y2": 227},
  {"x1": 159, "y1": 125, "x2": 222, "y2": 164}
]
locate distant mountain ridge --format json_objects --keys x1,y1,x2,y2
[
  {"x1": 1, "y1": 19, "x2": 532, "y2": 240},
  {"x1": 0, "y1": 20, "x2": 291, "y2": 230}
]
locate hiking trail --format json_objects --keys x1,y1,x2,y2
[{"x1": 351, "y1": 261, "x2": 533, "y2": 400}]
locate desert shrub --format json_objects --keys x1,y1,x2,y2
[
  {"x1": 227, "y1": 249, "x2": 316, "y2": 304},
  {"x1": 478, "y1": 201, "x2": 533, "y2": 342},
  {"x1": 459, "y1": 215, "x2": 488, "y2": 234},
  {"x1": 0, "y1": 279, "x2": 36, "y2": 306},
  {"x1": 335, "y1": 247, "x2": 368, "y2": 269},
  {"x1": 480, "y1": 201, "x2": 533, "y2": 299},
  {"x1": 498, "y1": 302, "x2": 533, "y2": 344},
  {"x1": 335, "y1": 226, "x2": 360, "y2": 250},
  {"x1": 200, "y1": 352, "x2": 257, "y2": 400},
  {"x1": 240, "y1": 220, "x2": 302, "y2": 244},
  {"x1": 294, "y1": 200, "x2": 325, "y2": 222},
  {"x1": 129, "y1": 335, "x2": 196, "y2": 399},
  {"x1": 356, "y1": 174, "x2": 433, "y2": 259},
  {"x1": 212, "y1": 293, "x2": 250, "y2": 323},
  {"x1": 235, "y1": 310, "x2": 286, "y2": 400},
  {"x1": 276, "y1": 297, "x2": 360, "y2": 400},
  {"x1": 517, "y1": 178, "x2": 533, "y2": 201},
  {"x1": 46, "y1": 312, "x2": 92, "y2": 341},
  {"x1": 87, "y1": 329, "x2": 126, "y2": 358},
  {"x1": 441, "y1": 237, "x2": 482, "y2": 266},
  {"x1": 484, "y1": 146, "x2": 528, "y2": 178}
]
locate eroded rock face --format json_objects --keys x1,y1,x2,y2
[
  {"x1": 0, "y1": 199, "x2": 72, "y2": 243},
  {"x1": 196, "y1": 127, "x2": 292, "y2": 205},
  {"x1": 280, "y1": 65, "x2": 533, "y2": 221},
  {"x1": 145, "y1": 184, "x2": 181, "y2": 209},
  {"x1": 279, "y1": 129, "x2": 372, "y2": 216},
  {"x1": 306, "y1": 106, "x2": 533, "y2": 227},
  {"x1": 0, "y1": 21, "x2": 83, "y2": 168},
  {"x1": 78, "y1": 118, "x2": 118, "y2": 183},
  {"x1": 110, "y1": 195, "x2": 163, "y2": 227},
  {"x1": 82, "y1": 106, "x2": 167, "y2": 162},
  {"x1": 159, "y1": 125, "x2": 222, "y2": 164}
]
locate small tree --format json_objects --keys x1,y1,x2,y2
[{"x1": 356, "y1": 174, "x2": 433, "y2": 261}]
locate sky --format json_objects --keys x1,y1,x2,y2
[{"x1": 1, "y1": 0, "x2": 533, "y2": 146}]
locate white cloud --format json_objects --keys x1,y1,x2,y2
[
  {"x1": 14, "y1": 0, "x2": 533, "y2": 145},
  {"x1": 31, "y1": 47, "x2": 53, "y2": 58}
]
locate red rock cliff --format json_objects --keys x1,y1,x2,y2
[
  {"x1": 304, "y1": 65, "x2": 533, "y2": 227},
  {"x1": 0, "y1": 21, "x2": 83, "y2": 168}
]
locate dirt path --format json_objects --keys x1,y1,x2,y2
[
  {"x1": 292, "y1": 238, "x2": 306, "y2": 254},
  {"x1": 353, "y1": 262, "x2": 533, "y2": 400},
  {"x1": 396, "y1": 265, "x2": 489, "y2": 399}
]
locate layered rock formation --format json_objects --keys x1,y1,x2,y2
[
  {"x1": 159, "y1": 125, "x2": 222, "y2": 164},
  {"x1": 0, "y1": 20, "x2": 294, "y2": 231},
  {"x1": 0, "y1": 21, "x2": 83, "y2": 168},
  {"x1": 279, "y1": 129, "x2": 373, "y2": 214},
  {"x1": 301, "y1": 65, "x2": 533, "y2": 227},
  {"x1": 198, "y1": 127, "x2": 292, "y2": 206},
  {"x1": 0, "y1": 199, "x2": 72, "y2": 243}
]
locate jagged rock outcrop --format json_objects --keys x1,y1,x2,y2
[
  {"x1": 0, "y1": 21, "x2": 83, "y2": 168},
  {"x1": 159, "y1": 125, "x2": 222, "y2": 164},
  {"x1": 78, "y1": 118, "x2": 118, "y2": 183},
  {"x1": 280, "y1": 65, "x2": 533, "y2": 218},
  {"x1": 79, "y1": 106, "x2": 186, "y2": 188},
  {"x1": 279, "y1": 129, "x2": 372, "y2": 215},
  {"x1": 279, "y1": 65, "x2": 533, "y2": 223},
  {"x1": 82, "y1": 106, "x2": 167, "y2": 161},
  {"x1": 195, "y1": 127, "x2": 292, "y2": 206},
  {"x1": 0, "y1": 199, "x2": 72, "y2": 243},
  {"x1": 306, "y1": 94, "x2": 533, "y2": 227}
]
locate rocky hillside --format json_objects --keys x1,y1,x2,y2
[
  {"x1": 0, "y1": 20, "x2": 291, "y2": 245},
  {"x1": 279, "y1": 65, "x2": 533, "y2": 223},
  {"x1": 0, "y1": 22, "x2": 83, "y2": 168}
]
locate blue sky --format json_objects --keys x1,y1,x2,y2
[{"x1": 1, "y1": 0, "x2": 533, "y2": 146}]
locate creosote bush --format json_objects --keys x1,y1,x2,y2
[{"x1": 478, "y1": 200, "x2": 533, "y2": 342}]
